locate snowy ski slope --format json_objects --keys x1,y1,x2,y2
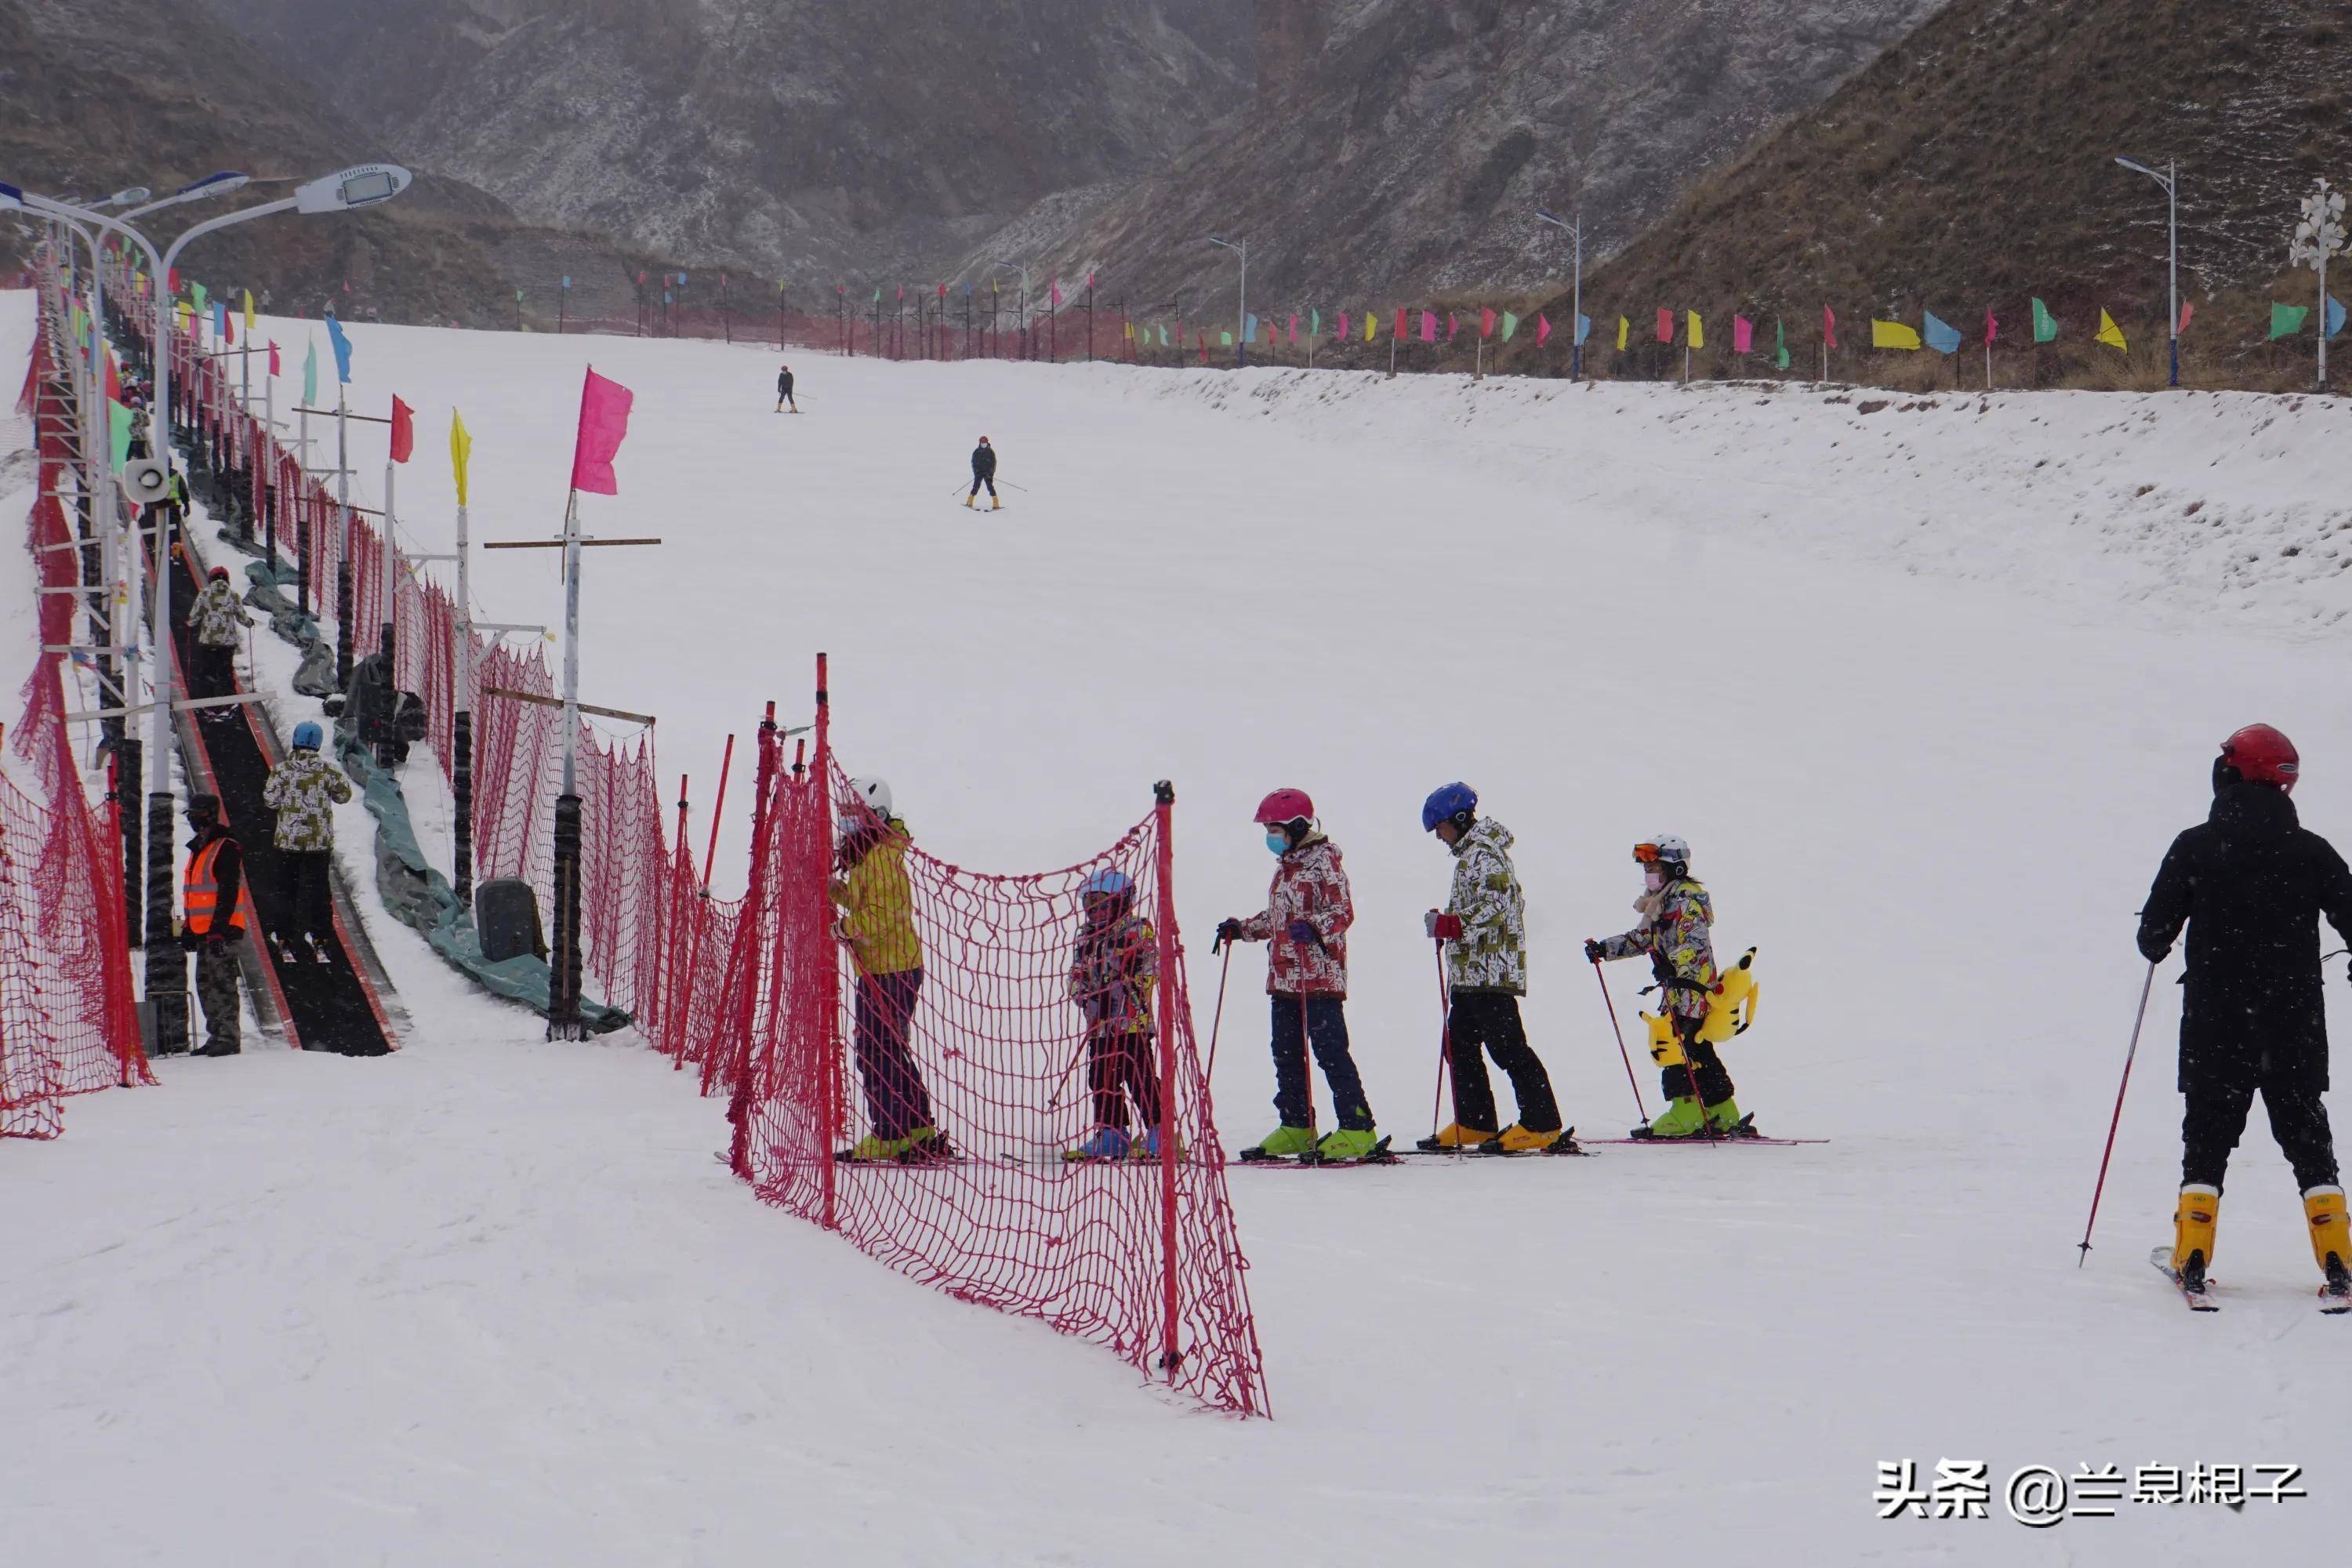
[{"x1": 6, "y1": 292, "x2": 2351, "y2": 1564}]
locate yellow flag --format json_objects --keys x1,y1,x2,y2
[
  {"x1": 1363, "y1": 310, "x2": 1375, "y2": 343},
  {"x1": 2096, "y1": 309, "x2": 2128, "y2": 352},
  {"x1": 173, "y1": 299, "x2": 191, "y2": 330},
  {"x1": 1617, "y1": 316, "x2": 1629, "y2": 350},
  {"x1": 451, "y1": 409, "x2": 473, "y2": 506},
  {"x1": 1871, "y1": 319, "x2": 1922, "y2": 350},
  {"x1": 242, "y1": 289, "x2": 256, "y2": 332},
  {"x1": 1687, "y1": 310, "x2": 1704, "y2": 350}
]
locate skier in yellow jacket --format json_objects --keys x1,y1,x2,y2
[{"x1": 829, "y1": 776, "x2": 949, "y2": 1162}]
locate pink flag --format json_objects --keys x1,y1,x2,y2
[
  {"x1": 390, "y1": 396, "x2": 415, "y2": 464},
  {"x1": 268, "y1": 340, "x2": 281, "y2": 377},
  {"x1": 2178, "y1": 300, "x2": 2194, "y2": 335},
  {"x1": 1656, "y1": 308, "x2": 1673, "y2": 343},
  {"x1": 1537, "y1": 313, "x2": 1552, "y2": 347},
  {"x1": 1338, "y1": 310, "x2": 1350, "y2": 339},
  {"x1": 1051, "y1": 277, "x2": 1063, "y2": 307},
  {"x1": 895, "y1": 284, "x2": 903, "y2": 301},
  {"x1": 1733, "y1": 315, "x2": 1753, "y2": 354},
  {"x1": 1479, "y1": 307, "x2": 1497, "y2": 339},
  {"x1": 569, "y1": 367, "x2": 634, "y2": 496},
  {"x1": 1447, "y1": 312, "x2": 1458, "y2": 343},
  {"x1": 1393, "y1": 307, "x2": 1406, "y2": 340},
  {"x1": 1985, "y1": 307, "x2": 1998, "y2": 344},
  {"x1": 1287, "y1": 314, "x2": 1299, "y2": 344},
  {"x1": 1823, "y1": 304, "x2": 1838, "y2": 350},
  {"x1": 1087, "y1": 271, "x2": 1095, "y2": 290},
  {"x1": 938, "y1": 281, "x2": 946, "y2": 299},
  {"x1": 1421, "y1": 310, "x2": 1436, "y2": 343}
]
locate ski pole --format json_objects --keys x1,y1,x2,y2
[
  {"x1": 1202, "y1": 936, "x2": 1234, "y2": 1087},
  {"x1": 2078, "y1": 960, "x2": 2158, "y2": 1267},
  {"x1": 1592, "y1": 957, "x2": 1650, "y2": 1123},
  {"x1": 1001, "y1": 480, "x2": 1031, "y2": 492},
  {"x1": 1430, "y1": 938, "x2": 1457, "y2": 1152}
]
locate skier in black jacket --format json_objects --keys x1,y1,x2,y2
[
  {"x1": 966, "y1": 435, "x2": 998, "y2": 510},
  {"x1": 775, "y1": 365, "x2": 796, "y2": 413},
  {"x1": 2138, "y1": 723, "x2": 2352, "y2": 1301}
]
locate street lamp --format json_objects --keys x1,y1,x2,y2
[
  {"x1": 125, "y1": 172, "x2": 250, "y2": 223},
  {"x1": 0, "y1": 162, "x2": 410, "y2": 1051},
  {"x1": 2113, "y1": 157, "x2": 2180, "y2": 388},
  {"x1": 990, "y1": 260, "x2": 1030, "y2": 358},
  {"x1": 1207, "y1": 235, "x2": 1247, "y2": 368},
  {"x1": 1534, "y1": 208, "x2": 1584, "y2": 381}
]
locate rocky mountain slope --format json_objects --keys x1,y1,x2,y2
[{"x1": 196, "y1": 0, "x2": 1258, "y2": 285}]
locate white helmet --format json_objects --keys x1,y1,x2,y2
[
  {"x1": 847, "y1": 776, "x2": 893, "y2": 821},
  {"x1": 1634, "y1": 833, "x2": 1690, "y2": 867}
]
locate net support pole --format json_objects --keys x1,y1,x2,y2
[
  {"x1": 452, "y1": 498, "x2": 473, "y2": 908},
  {"x1": 724, "y1": 702, "x2": 783, "y2": 1177},
  {"x1": 814, "y1": 655, "x2": 840, "y2": 1228},
  {"x1": 335, "y1": 389, "x2": 353, "y2": 690},
  {"x1": 1152, "y1": 779, "x2": 1184, "y2": 1378}
]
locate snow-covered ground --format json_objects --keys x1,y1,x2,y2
[{"x1": 8, "y1": 293, "x2": 2352, "y2": 1564}]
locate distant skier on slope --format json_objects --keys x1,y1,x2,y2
[
  {"x1": 189, "y1": 563, "x2": 253, "y2": 708},
  {"x1": 1062, "y1": 868, "x2": 1166, "y2": 1162},
  {"x1": 966, "y1": 435, "x2": 998, "y2": 509},
  {"x1": 830, "y1": 778, "x2": 952, "y2": 1163},
  {"x1": 1417, "y1": 782, "x2": 1570, "y2": 1153},
  {"x1": 775, "y1": 364, "x2": 797, "y2": 413},
  {"x1": 2138, "y1": 724, "x2": 2352, "y2": 1306},
  {"x1": 1218, "y1": 789, "x2": 1384, "y2": 1162},
  {"x1": 1588, "y1": 834, "x2": 1751, "y2": 1139}
]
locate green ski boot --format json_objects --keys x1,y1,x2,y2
[
  {"x1": 1704, "y1": 1098, "x2": 1747, "y2": 1135},
  {"x1": 1635, "y1": 1097, "x2": 1706, "y2": 1140},
  {"x1": 1309, "y1": 1127, "x2": 1388, "y2": 1163},
  {"x1": 1240, "y1": 1124, "x2": 1318, "y2": 1162}
]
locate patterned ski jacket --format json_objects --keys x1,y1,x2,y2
[
  {"x1": 1443, "y1": 817, "x2": 1526, "y2": 995},
  {"x1": 1239, "y1": 834, "x2": 1353, "y2": 997},
  {"x1": 260, "y1": 749, "x2": 352, "y2": 852},
  {"x1": 191, "y1": 577, "x2": 252, "y2": 648},
  {"x1": 1599, "y1": 876, "x2": 1718, "y2": 1021},
  {"x1": 833, "y1": 818, "x2": 923, "y2": 978},
  {"x1": 1070, "y1": 906, "x2": 1157, "y2": 1036}
]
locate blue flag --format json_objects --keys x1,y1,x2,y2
[
  {"x1": 2330, "y1": 296, "x2": 2347, "y2": 342},
  {"x1": 325, "y1": 314, "x2": 354, "y2": 383},
  {"x1": 1923, "y1": 310, "x2": 1961, "y2": 355},
  {"x1": 561, "y1": 274, "x2": 572, "y2": 289},
  {"x1": 1244, "y1": 313, "x2": 1258, "y2": 341},
  {"x1": 211, "y1": 300, "x2": 227, "y2": 339},
  {"x1": 1575, "y1": 313, "x2": 1592, "y2": 346}
]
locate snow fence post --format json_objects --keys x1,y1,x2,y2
[
  {"x1": 1152, "y1": 779, "x2": 1184, "y2": 1380},
  {"x1": 814, "y1": 656, "x2": 841, "y2": 1229}
]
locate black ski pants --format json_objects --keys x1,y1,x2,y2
[
  {"x1": 2183, "y1": 1073, "x2": 2339, "y2": 1192},
  {"x1": 853, "y1": 969, "x2": 935, "y2": 1139},
  {"x1": 1446, "y1": 989, "x2": 1560, "y2": 1132},
  {"x1": 968, "y1": 474, "x2": 996, "y2": 499},
  {"x1": 1269, "y1": 993, "x2": 1374, "y2": 1131},
  {"x1": 1661, "y1": 1014, "x2": 1736, "y2": 1107},
  {"x1": 1087, "y1": 1026, "x2": 1163, "y2": 1134},
  {"x1": 280, "y1": 848, "x2": 335, "y2": 956}
]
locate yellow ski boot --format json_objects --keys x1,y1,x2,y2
[
  {"x1": 2171, "y1": 1184, "x2": 2220, "y2": 1295},
  {"x1": 2306, "y1": 1185, "x2": 2350, "y2": 1310},
  {"x1": 1415, "y1": 1120, "x2": 1498, "y2": 1152}
]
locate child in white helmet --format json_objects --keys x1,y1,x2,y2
[{"x1": 1587, "y1": 834, "x2": 1747, "y2": 1138}]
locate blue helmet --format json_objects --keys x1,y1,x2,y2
[
  {"x1": 1080, "y1": 868, "x2": 1134, "y2": 900},
  {"x1": 292, "y1": 721, "x2": 323, "y2": 752},
  {"x1": 1421, "y1": 781, "x2": 1478, "y2": 833}
]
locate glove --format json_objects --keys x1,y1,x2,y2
[
  {"x1": 1214, "y1": 917, "x2": 1244, "y2": 944},
  {"x1": 1286, "y1": 919, "x2": 1319, "y2": 946},
  {"x1": 1584, "y1": 938, "x2": 1606, "y2": 964},
  {"x1": 1427, "y1": 913, "x2": 1463, "y2": 941}
]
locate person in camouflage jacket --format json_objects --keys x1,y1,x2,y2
[
  {"x1": 1064, "y1": 869, "x2": 1163, "y2": 1154},
  {"x1": 262, "y1": 728, "x2": 352, "y2": 964},
  {"x1": 188, "y1": 565, "x2": 252, "y2": 702},
  {"x1": 1421, "y1": 787, "x2": 1563, "y2": 1150},
  {"x1": 1588, "y1": 834, "x2": 1741, "y2": 1136}
]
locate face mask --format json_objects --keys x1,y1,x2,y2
[
  {"x1": 1265, "y1": 831, "x2": 1288, "y2": 855},
  {"x1": 1643, "y1": 868, "x2": 1665, "y2": 892}
]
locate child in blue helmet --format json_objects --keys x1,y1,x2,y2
[
  {"x1": 1064, "y1": 866, "x2": 1166, "y2": 1160},
  {"x1": 262, "y1": 720, "x2": 352, "y2": 964}
]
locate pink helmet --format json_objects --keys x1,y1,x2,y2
[{"x1": 1253, "y1": 788, "x2": 1314, "y2": 826}]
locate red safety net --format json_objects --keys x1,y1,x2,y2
[
  {"x1": 2, "y1": 310, "x2": 150, "y2": 1138},
  {"x1": 706, "y1": 684, "x2": 1269, "y2": 1415}
]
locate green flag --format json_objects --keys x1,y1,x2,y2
[
  {"x1": 1157, "y1": 325, "x2": 1168, "y2": 347},
  {"x1": 1501, "y1": 310, "x2": 1519, "y2": 343},
  {"x1": 1220, "y1": 330, "x2": 1233, "y2": 346},
  {"x1": 1310, "y1": 308, "x2": 1320, "y2": 338},
  {"x1": 107, "y1": 399, "x2": 135, "y2": 469},
  {"x1": 303, "y1": 339, "x2": 318, "y2": 405},
  {"x1": 2270, "y1": 303, "x2": 2311, "y2": 339},
  {"x1": 1775, "y1": 318, "x2": 1791, "y2": 371},
  {"x1": 872, "y1": 288, "x2": 881, "y2": 303},
  {"x1": 191, "y1": 281, "x2": 208, "y2": 314},
  {"x1": 2031, "y1": 298, "x2": 2057, "y2": 343}
]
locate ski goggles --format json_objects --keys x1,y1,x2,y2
[{"x1": 1632, "y1": 843, "x2": 1671, "y2": 864}]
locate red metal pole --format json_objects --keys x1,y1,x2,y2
[
  {"x1": 700, "y1": 734, "x2": 735, "y2": 893},
  {"x1": 666, "y1": 773, "x2": 691, "y2": 1062},
  {"x1": 2079, "y1": 962, "x2": 2158, "y2": 1265},
  {"x1": 1152, "y1": 780, "x2": 1182, "y2": 1381},
  {"x1": 814, "y1": 657, "x2": 840, "y2": 1230}
]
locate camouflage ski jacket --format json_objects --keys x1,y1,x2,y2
[
  {"x1": 190, "y1": 577, "x2": 252, "y2": 648},
  {"x1": 1443, "y1": 817, "x2": 1526, "y2": 995},
  {"x1": 1599, "y1": 876, "x2": 1718, "y2": 1020},
  {"x1": 260, "y1": 750, "x2": 353, "y2": 851},
  {"x1": 1239, "y1": 834, "x2": 1353, "y2": 997},
  {"x1": 1069, "y1": 909, "x2": 1157, "y2": 1036}
]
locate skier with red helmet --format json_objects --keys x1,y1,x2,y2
[
  {"x1": 1218, "y1": 788, "x2": 1384, "y2": 1162},
  {"x1": 2140, "y1": 724, "x2": 2352, "y2": 1306},
  {"x1": 965, "y1": 435, "x2": 999, "y2": 510}
]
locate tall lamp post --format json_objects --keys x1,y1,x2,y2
[
  {"x1": 2, "y1": 163, "x2": 412, "y2": 1053},
  {"x1": 1207, "y1": 235, "x2": 1247, "y2": 368},
  {"x1": 2112, "y1": 157, "x2": 2180, "y2": 388},
  {"x1": 1534, "y1": 208, "x2": 1585, "y2": 381},
  {"x1": 2290, "y1": 177, "x2": 2347, "y2": 392},
  {"x1": 991, "y1": 262, "x2": 1030, "y2": 359}
]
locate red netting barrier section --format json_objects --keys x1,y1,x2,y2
[
  {"x1": 712, "y1": 714, "x2": 1268, "y2": 1415},
  {"x1": 2, "y1": 303, "x2": 148, "y2": 1138}
]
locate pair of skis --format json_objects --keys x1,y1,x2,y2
[
  {"x1": 1235, "y1": 1136, "x2": 1399, "y2": 1168},
  {"x1": 2149, "y1": 1247, "x2": 2350, "y2": 1314}
]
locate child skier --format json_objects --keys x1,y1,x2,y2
[
  {"x1": 188, "y1": 562, "x2": 252, "y2": 707},
  {"x1": 2138, "y1": 724, "x2": 2352, "y2": 1306},
  {"x1": 1418, "y1": 782, "x2": 1570, "y2": 1152},
  {"x1": 1062, "y1": 868, "x2": 1167, "y2": 1161},
  {"x1": 1218, "y1": 789, "x2": 1383, "y2": 1162},
  {"x1": 261, "y1": 721, "x2": 352, "y2": 965},
  {"x1": 1587, "y1": 834, "x2": 1748, "y2": 1138},
  {"x1": 966, "y1": 435, "x2": 998, "y2": 509},
  {"x1": 829, "y1": 776, "x2": 951, "y2": 1163},
  {"x1": 775, "y1": 364, "x2": 797, "y2": 412}
]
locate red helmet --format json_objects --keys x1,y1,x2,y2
[
  {"x1": 207, "y1": 564, "x2": 229, "y2": 579},
  {"x1": 2220, "y1": 724, "x2": 2299, "y2": 793},
  {"x1": 1253, "y1": 787, "x2": 1315, "y2": 826}
]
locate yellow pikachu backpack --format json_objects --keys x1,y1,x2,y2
[{"x1": 1642, "y1": 947, "x2": 1761, "y2": 1067}]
